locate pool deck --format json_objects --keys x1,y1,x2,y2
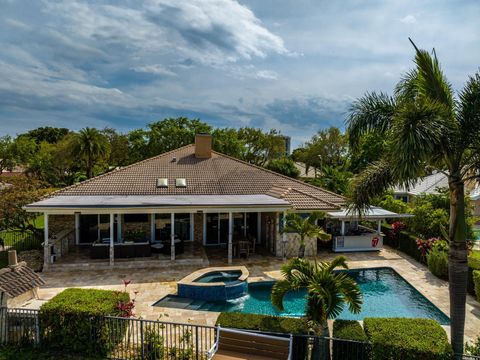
[{"x1": 21, "y1": 246, "x2": 480, "y2": 341}]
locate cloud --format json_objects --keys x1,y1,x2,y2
[
  {"x1": 400, "y1": 14, "x2": 417, "y2": 24},
  {"x1": 132, "y1": 64, "x2": 177, "y2": 76}
]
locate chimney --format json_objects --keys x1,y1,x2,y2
[
  {"x1": 8, "y1": 250, "x2": 17, "y2": 267},
  {"x1": 195, "y1": 134, "x2": 212, "y2": 159}
]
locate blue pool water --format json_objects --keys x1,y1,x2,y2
[
  {"x1": 194, "y1": 271, "x2": 242, "y2": 283},
  {"x1": 160, "y1": 267, "x2": 449, "y2": 325}
]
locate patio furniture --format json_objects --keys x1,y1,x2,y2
[
  {"x1": 162, "y1": 238, "x2": 184, "y2": 255},
  {"x1": 90, "y1": 242, "x2": 152, "y2": 259},
  {"x1": 208, "y1": 327, "x2": 292, "y2": 360},
  {"x1": 248, "y1": 236, "x2": 256, "y2": 256},
  {"x1": 150, "y1": 242, "x2": 164, "y2": 253},
  {"x1": 238, "y1": 240, "x2": 249, "y2": 259}
]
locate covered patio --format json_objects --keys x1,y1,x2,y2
[{"x1": 26, "y1": 194, "x2": 291, "y2": 270}]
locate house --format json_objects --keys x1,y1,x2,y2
[
  {"x1": 392, "y1": 171, "x2": 449, "y2": 203},
  {"x1": 0, "y1": 251, "x2": 45, "y2": 307},
  {"x1": 25, "y1": 134, "x2": 400, "y2": 269}
]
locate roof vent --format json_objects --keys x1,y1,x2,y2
[
  {"x1": 156, "y1": 178, "x2": 168, "y2": 188},
  {"x1": 176, "y1": 178, "x2": 187, "y2": 188}
]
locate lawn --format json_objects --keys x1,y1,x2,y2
[
  {"x1": 0, "y1": 215, "x2": 44, "y2": 246},
  {"x1": 470, "y1": 250, "x2": 480, "y2": 270}
]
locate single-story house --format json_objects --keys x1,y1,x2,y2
[
  {"x1": 392, "y1": 171, "x2": 449, "y2": 203},
  {"x1": 26, "y1": 134, "x2": 401, "y2": 269}
]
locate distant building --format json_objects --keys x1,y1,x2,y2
[
  {"x1": 294, "y1": 162, "x2": 316, "y2": 178},
  {"x1": 281, "y1": 136, "x2": 291, "y2": 156},
  {"x1": 392, "y1": 172, "x2": 449, "y2": 203}
]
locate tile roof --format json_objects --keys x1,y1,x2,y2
[
  {"x1": 48, "y1": 145, "x2": 346, "y2": 211},
  {"x1": 0, "y1": 262, "x2": 45, "y2": 298}
]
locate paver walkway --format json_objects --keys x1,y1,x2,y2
[{"x1": 23, "y1": 246, "x2": 480, "y2": 341}]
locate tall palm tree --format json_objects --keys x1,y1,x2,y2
[
  {"x1": 283, "y1": 212, "x2": 331, "y2": 258},
  {"x1": 72, "y1": 128, "x2": 110, "y2": 178},
  {"x1": 271, "y1": 256, "x2": 362, "y2": 339},
  {"x1": 346, "y1": 39, "x2": 480, "y2": 355}
]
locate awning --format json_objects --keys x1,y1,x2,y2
[
  {"x1": 25, "y1": 194, "x2": 291, "y2": 213},
  {"x1": 327, "y1": 206, "x2": 412, "y2": 220}
]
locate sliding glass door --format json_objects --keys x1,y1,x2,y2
[{"x1": 205, "y1": 213, "x2": 229, "y2": 245}]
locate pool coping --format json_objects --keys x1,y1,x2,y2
[{"x1": 177, "y1": 266, "x2": 249, "y2": 286}]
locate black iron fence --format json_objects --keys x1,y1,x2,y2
[
  {"x1": 0, "y1": 230, "x2": 42, "y2": 268},
  {"x1": 1, "y1": 308, "x2": 478, "y2": 360}
]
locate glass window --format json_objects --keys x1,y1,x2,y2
[
  {"x1": 124, "y1": 214, "x2": 148, "y2": 223},
  {"x1": 155, "y1": 214, "x2": 171, "y2": 242},
  {"x1": 175, "y1": 214, "x2": 191, "y2": 241}
]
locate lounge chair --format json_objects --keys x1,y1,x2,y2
[{"x1": 208, "y1": 327, "x2": 292, "y2": 360}]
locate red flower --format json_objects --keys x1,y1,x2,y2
[{"x1": 123, "y1": 279, "x2": 131, "y2": 287}]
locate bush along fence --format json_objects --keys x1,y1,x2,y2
[{"x1": 0, "y1": 307, "x2": 377, "y2": 360}]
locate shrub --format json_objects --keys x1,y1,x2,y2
[
  {"x1": 143, "y1": 326, "x2": 165, "y2": 360},
  {"x1": 216, "y1": 312, "x2": 309, "y2": 334},
  {"x1": 39, "y1": 288, "x2": 130, "y2": 356},
  {"x1": 427, "y1": 246, "x2": 449, "y2": 280},
  {"x1": 332, "y1": 320, "x2": 370, "y2": 360},
  {"x1": 465, "y1": 336, "x2": 480, "y2": 356},
  {"x1": 382, "y1": 224, "x2": 424, "y2": 263},
  {"x1": 474, "y1": 270, "x2": 480, "y2": 303},
  {"x1": 363, "y1": 318, "x2": 453, "y2": 360}
]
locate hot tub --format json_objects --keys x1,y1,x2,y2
[{"x1": 177, "y1": 266, "x2": 249, "y2": 301}]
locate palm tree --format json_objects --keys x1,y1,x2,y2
[
  {"x1": 346, "y1": 39, "x2": 480, "y2": 355},
  {"x1": 283, "y1": 212, "x2": 331, "y2": 258},
  {"x1": 72, "y1": 128, "x2": 110, "y2": 178},
  {"x1": 271, "y1": 256, "x2": 362, "y2": 358}
]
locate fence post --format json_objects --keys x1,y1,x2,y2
[
  {"x1": 195, "y1": 326, "x2": 199, "y2": 359},
  {"x1": 140, "y1": 318, "x2": 145, "y2": 360},
  {"x1": 0, "y1": 307, "x2": 6, "y2": 344}
]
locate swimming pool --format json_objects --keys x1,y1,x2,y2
[{"x1": 155, "y1": 267, "x2": 450, "y2": 325}]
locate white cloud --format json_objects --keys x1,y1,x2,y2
[
  {"x1": 400, "y1": 14, "x2": 417, "y2": 24},
  {"x1": 132, "y1": 64, "x2": 177, "y2": 76},
  {"x1": 255, "y1": 70, "x2": 278, "y2": 80}
]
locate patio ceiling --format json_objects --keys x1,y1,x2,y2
[{"x1": 327, "y1": 206, "x2": 413, "y2": 220}]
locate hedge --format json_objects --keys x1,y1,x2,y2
[
  {"x1": 363, "y1": 318, "x2": 453, "y2": 360},
  {"x1": 382, "y1": 224, "x2": 424, "y2": 264},
  {"x1": 474, "y1": 270, "x2": 480, "y2": 302},
  {"x1": 216, "y1": 313, "x2": 309, "y2": 360},
  {"x1": 427, "y1": 247, "x2": 449, "y2": 280},
  {"x1": 332, "y1": 320, "x2": 370, "y2": 360},
  {"x1": 39, "y1": 288, "x2": 129, "y2": 356}
]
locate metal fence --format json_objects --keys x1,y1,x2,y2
[{"x1": 0, "y1": 230, "x2": 42, "y2": 252}]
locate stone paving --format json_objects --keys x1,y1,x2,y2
[{"x1": 22, "y1": 246, "x2": 480, "y2": 341}]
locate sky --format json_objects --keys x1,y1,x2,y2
[{"x1": 0, "y1": 0, "x2": 479, "y2": 148}]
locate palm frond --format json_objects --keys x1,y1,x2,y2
[
  {"x1": 458, "y1": 72, "x2": 480, "y2": 151},
  {"x1": 346, "y1": 92, "x2": 396, "y2": 149},
  {"x1": 335, "y1": 273, "x2": 363, "y2": 314},
  {"x1": 324, "y1": 255, "x2": 348, "y2": 273},
  {"x1": 271, "y1": 280, "x2": 295, "y2": 312}
]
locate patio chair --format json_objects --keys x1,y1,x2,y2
[
  {"x1": 208, "y1": 327, "x2": 292, "y2": 360},
  {"x1": 238, "y1": 240, "x2": 249, "y2": 259}
]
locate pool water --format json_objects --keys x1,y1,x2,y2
[
  {"x1": 194, "y1": 271, "x2": 242, "y2": 283},
  {"x1": 168, "y1": 267, "x2": 450, "y2": 325}
]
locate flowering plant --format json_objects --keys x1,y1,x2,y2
[
  {"x1": 116, "y1": 279, "x2": 138, "y2": 318},
  {"x1": 391, "y1": 221, "x2": 406, "y2": 233},
  {"x1": 416, "y1": 237, "x2": 440, "y2": 258}
]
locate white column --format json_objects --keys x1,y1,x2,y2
[
  {"x1": 377, "y1": 220, "x2": 382, "y2": 233},
  {"x1": 117, "y1": 214, "x2": 122, "y2": 243},
  {"x1": 243, "y1": 212, "x2": 247, "y2": 236},
  {"x1": 43, "y1": 213, "x2": 49, "y2": 269},
  {"x1": 228, "y1": 212, "x2": 233, "y2": 264},
  {"x1": 109, "y1": 213, "x2": 114, "y2": 266},
  {"x1": 190, "y1": 213, "x2": 194, "y2": 241},
  {"x1": 341, "y1": 220, "x2": 345, "y2": 236},
  {"x1": 282, "y1": 211, "x2": 287, "y2": 260},
  {"x1": 170, "y1": 213, "x2": 175, "y2": 260},
  {"x1": 75, "y1": 213, "x2": 80, "y2": 245},
  {"x1": 202, "y1": 213, "x2": 207, "y2": 245},
  {"x1": 257, "y1": 212, "x2": 261, "y2": 244},
  {"x1": 150, "y1": 214, "x2": 155, "y2": 242}
]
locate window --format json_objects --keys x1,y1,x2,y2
[
  {"x1": 124, "y1": 214, "x2": 148, "y2": 223},
  {"x1": 154, "y1": 213, "x2": 191, "y2": 241},
  {"x1": 175, "y1": 214, "x2": 191, "y2": 241}
]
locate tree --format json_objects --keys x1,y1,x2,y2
[
  {"x1": 283, "y1": 212, "x2": 330, "y2": 258},
  {"x1": 266, "y1": 157, "x2": 300, "y2": 178},
  {"x1": 346, "y1": 39, "x2": 480, "y2": 354},
  {"x1": 21, "y1": 127, "x2": 70, "y2": 144},
  {"x1": 101, "y1": 128, "x2": 130, "y2": 167},
  {"x1": 71, "y1": 128, "x2": 110, "y2": 178},
  {"x1": 348, "y1": 131, "x2": 388, "y2": 173},
  {"x1": 146, "y1": 117, "x2": 211, "y2": 156},
  {"x1": 237, "y1": 128, "x2": 285, "y2": 166},
  {"x1": 0, "y1": 136, "x2": 16, "y2": 173},
  {"x1": 305, "y1": 165, "x2": 352, "y2": 195},
  {"x1": 127, "y1": 129, "x2": 149, "y2": 164},
  {"x1": 271, "y1": 256, "x2": 362, "y2": 354},
  {"x1": 211, "y1": 128, "x2": 245, "y2": 158}
]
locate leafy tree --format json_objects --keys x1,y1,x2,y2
[
  {"x1": 348, "y1": 131, "x2": 388, "y2": 173},
  {"x1": 266, "y1": 157, "x2": 300, "y2": 178},
  {"x1": 346, "y1": 40, "x2": 480, "y2": 353},
  {"x1": 283, "y1": 212, "x2": 330, "y2": 258},
  {"x1": 376, "y1": 193, "x2": 409, "y2": 216},
  {"x1": 146, "y1": 117, "x2": 211, "y2": 156},
  {"x1": 0, "y1": 176, "x2": 52, "y2": 233},
  {"x1": 305, "y1": 165, "x2": 352, "y2": 195},
  {"x1": 21, "y1": 127, "x2": 70, "y2": 144},
  {"x1": 0, "y1": 136, "x2": 16, "y2": 173},
  {"x1": 212, "y1": 128, "x2": 245, "y2": 158},
  {"x1": 271, "y1": 256, "x2": 362, "y2": 354},
  {"x1": 237, "y1": 128, "x2": 285, "y2": 166},
  {"x1": 127, "y1": 129, "x2": 149, "y2": 164},
  {"x1": 71, "y1": 128, "x2": 110, "y2": 178},
  {"x1": 11, "y1": 136, "x2": 37, "y2": 166},
  {"x1": 101, "y1": 128, "x2": 130, "y2": 167}
]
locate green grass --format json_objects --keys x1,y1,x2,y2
[
  {"x1": 0, "y1": 346, "x2": 100, "y2": 360},
  {"x1": 469, "y1": 250, "x2": 480, "y2": 270}
]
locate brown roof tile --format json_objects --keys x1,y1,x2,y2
[
  {"x1": 51, "y1": 145, "x2": 346, "y2": 211},
  {"x1": 0, "y1": 262, "x2": 45, "y2": 298}
]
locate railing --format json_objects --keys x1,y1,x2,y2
[{"x1": 0, "y1": 230, "x2": 42, "y2": 252}]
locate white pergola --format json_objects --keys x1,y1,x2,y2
[{"x1": 27, "y1": 195, "x2": 291, "y2": 267}]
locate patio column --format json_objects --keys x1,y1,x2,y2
[
  {"x1": 74, "y1": 212, "x2": 80, "y2": 245},
  {"x1": 150, "y1": 214, "x2": 155, "y2": 242},
  {"x1": 257, "y1": 213, "x2": 261, "y2": 244},
  {"x1": 243, "y1": 212, "x2": 247, "y2": 236},
  {"x1": 341, "y1": 220, "x2": 345, "y2": 236},
  {"x1": 43, "y1": 213, "x2": 49, "y2": 269},
  {"x1": 171, "y1": 213, "x2": 175, "y2": 260},
  {"x1": 377, "y1": 220, "x2": 382, "y2": 233},
  {"x1": 282, "y1": 211, "x2": 287, "y2": 261},
  {"x1": 190, "y1": 213, "x2": 194, "y2": 241},
  {"x1": 109, "y1": 213, "x2": 114, "y2": 266},
  {"x1": 117, "y1": 214, "x2": 122, "y2": 243},
  {"x1": 228, "y1": 212, "x2": 233, "y2": 264}
]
